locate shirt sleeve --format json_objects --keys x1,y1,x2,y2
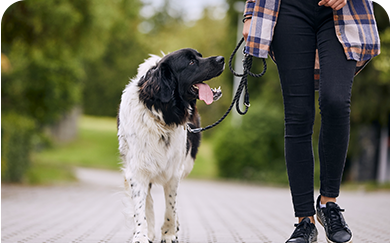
[{"x1": 244, "y1": 0, "x2": 281, "y2": 59}]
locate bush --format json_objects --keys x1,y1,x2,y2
[
  {"x1": 1, "y1": 113, "x2": 35, "y2": 182},
  {"x1": 214, "y1": 101, "x2": 288, "y2": 184}
]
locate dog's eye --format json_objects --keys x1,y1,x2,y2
[{"x1": 189, "y1": 60, "x2": 195, "y2": 66}]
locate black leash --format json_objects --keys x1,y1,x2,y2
[{"x1": 187, "y1": 37, "x2": 267, "y2": 133}]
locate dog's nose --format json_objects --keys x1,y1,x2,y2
[{"x1": 216, "y1": 56, "x2": 224, "y2": 64}]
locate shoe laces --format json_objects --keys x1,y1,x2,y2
[
  {"x1": 324, "y1": 204, "x2": 346, "y2": 232},
  {"x1": 291, "y1": 219, "x2": 313, "y2": 238}
]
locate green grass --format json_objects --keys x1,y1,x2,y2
[
  {"x1": 28, "y1": 116, "x2": 120, "y2": 184},
  {"x1": 35, "y1": 116, "x2": 120, "y2": 170},
  {"x1": 26, "y1": 161, "x2": 77, "y2": 185},
  {"x1": 29, "y1": 115, "x2": 218, "y2": 184}
]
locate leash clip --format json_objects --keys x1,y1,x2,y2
[{"x1": 186, "y1": 124, "x2": 202, "y2": 134}]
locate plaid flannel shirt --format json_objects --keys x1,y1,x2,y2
[{"x1": 244, "y1": 0, "x2": 381, "y2": 81}]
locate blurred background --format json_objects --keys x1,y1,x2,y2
[{"x1": 1, "y1": 0, "x2": 390, "y2": 188}]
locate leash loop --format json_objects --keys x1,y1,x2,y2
[{"x1": 187, "y1": 37, "x2": 266, "y2": 133}]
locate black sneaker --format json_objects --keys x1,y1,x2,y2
[
  {"x1": 316, "y1": 196, "x2": 352, "y2": 243},
  {"x1": 286, "y1": 217, "x2": 318, "y2": 243}
]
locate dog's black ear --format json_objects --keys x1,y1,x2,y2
[
  {"x1": 157, "y1": 62, "x2": 175, "y2": 103},
  {"x1": 138, "y1": 63, "x2": 175, "y2": 104}
]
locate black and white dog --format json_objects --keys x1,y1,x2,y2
[{"x1": 118, "y1": 49, "x2": 224, "y2": 243}]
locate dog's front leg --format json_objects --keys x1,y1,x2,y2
[
  {"x1": 126, "y1": 177, "x2": 150, "y2": 243},
  {"x1": 146, "y1": 183, "x2": 155, "y2": 241},
  {"x1": 161, "y1": 178, "x2": 179, "y2": 243}
]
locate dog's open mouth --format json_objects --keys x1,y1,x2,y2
[{"x1": 192, "y1": 83, "x2": 222, "y2": 105}]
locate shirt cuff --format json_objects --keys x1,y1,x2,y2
[{"x1": 244, "y1": 0, "x2": 255, "y2": 16}]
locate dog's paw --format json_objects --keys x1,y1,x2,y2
[
  {"x1": 161, "y1": 239, "x2": 178, "y2": 243},
  {"x1": 133, "y1": 240, "x2": 150, "y2": 243},
  {"x1": 161, "y1": 234, "x2": 178, "y2": 243},
  {"x1": 148, "y1": 231, "x2": 155, "y2": 242},
  {"x1": 132, "y1": 235, "x2": 150, "y2": 243}
]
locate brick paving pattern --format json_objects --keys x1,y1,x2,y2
[{"x1": 2, "y1": 168, "x2": 390, "y2": 243}]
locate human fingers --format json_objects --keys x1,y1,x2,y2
[
  {"x1": 330, "y1": 0, "x2": 347, "y2": 10},
  {"x1": 319, "y1": 0, "x2": 346, "y2": 9},
  {"x1": 323, "y1": 0, "x2": 337, "y2": 7},
  {"x1": 318, "y1": 0, "x2": 329, "y2": 6}
]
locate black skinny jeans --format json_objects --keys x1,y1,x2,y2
[{"x1": 271, "y1": 0, "x2": 357, "y2": 217}]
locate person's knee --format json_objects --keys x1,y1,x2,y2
[
  {"x1": 284, "y1": 105, "x2": 315, "y2": 138},
  {"x1": 285, "y1": 107, "x2": 315, "y2": 125},
  {"x1": 319, "y1": 93, "x2": 351, "y2": 119}
]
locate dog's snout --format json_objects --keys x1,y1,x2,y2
[{"x1": 216, "y1": 56, "x2": 224, "y2": 64}]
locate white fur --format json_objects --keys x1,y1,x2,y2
[{"x1": 118, "y1": 55, "x2": 195, "y2": 243}]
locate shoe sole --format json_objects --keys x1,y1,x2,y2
[{"x1": 316, "y1": 215, "x2": 353, "y2": 243}]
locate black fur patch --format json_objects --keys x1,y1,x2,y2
[
  {"x1": 186, "y1": 108, "x2": 201, "y2": 159},
  {"x1": 160, "y1": 134, "x2": 171, "y2": 147}
]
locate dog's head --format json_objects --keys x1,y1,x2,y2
[
  {"x1": 138, "y1": 48, "x2": 224, "y2": 125},
  {"x1": 139, "y1": 48, "x2": 224, "y2": 104}
]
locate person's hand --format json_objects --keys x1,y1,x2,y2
[
  {"x1": 318, "y1": 0, "x2": 346, "y2": 10},
  {"x1": 242, "y1": 16, "x2": 252, "y2": 41}
]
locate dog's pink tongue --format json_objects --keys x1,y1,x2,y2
[{"x1": 195, "y1": 83, "x2": 213, "y2": 105}]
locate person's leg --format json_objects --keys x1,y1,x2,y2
[
  {"x1": 315, "y1": 6, "x2": 355, "y2": 243},
  {"x1": 271, "y1": 0, "x2": 317, "y2": 219},
  {"x1": 316, "y1": 8, "x2": 356, "y2": 202}
]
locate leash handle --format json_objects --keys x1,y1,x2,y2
[
  {"x1": 229, "y1": 37, "x2": 267, "y2": 79},
  {"x1": 187, "y1": 37, "x2": 266, "y2": 134}
]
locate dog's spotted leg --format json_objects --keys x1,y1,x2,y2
[
  {"x1": 146, "y1": 183, "x2": 155, "y2": 241},
  {"x1": 126, "y1": 177, "x2": 150, "y2": 243},
  {"x1": 161, "y1": 178, "x2": 179, "y2": 243}
]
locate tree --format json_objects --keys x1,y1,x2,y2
[
  {"x1": 82, "y1": 0, "x2": 147, "y2": 117},
  {"x1": 350, "y1": 4, "x2": 390, "y2": 126},
  {"x1": 1, "y1": 0, "x2": 142, "y2": 181},
  {"x1": 2, "y1": 0, "x2": 123, "y2": 124}
]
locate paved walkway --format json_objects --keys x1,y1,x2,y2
[{"x1": 2, "y1": 168, "x2": 390, "y2": 243}]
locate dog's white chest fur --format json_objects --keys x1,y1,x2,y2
[{"x1": 118, "y1": 81, "x2": 190, "y2": 184}]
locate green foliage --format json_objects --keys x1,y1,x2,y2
[
  {"x1": 214, "y1": 100, "x2": 288, "y2": 184},
  {"x1": 82, "y1": 0, "x2": 148, "y2": 117},
  {"x1": 1, "y1": 0, "x2": 121, "y2": 125},
  {"x1": 1, "y1": 113, "x2": 35, "y2": 182},
  {"x1": 348, "y1": 4, "x2": 390, "y2": 127},
  {"x1": 190, "y1": 139, "x2": 218, "y2": 179},
  {"x1": 1, "y1": 0, "x2": 141, "y2": 182},
  {"x1": 373, "y1": 28, "x2": 390, "y2": 80},
  {"x1": 1, "y1": 0, "x2": 145, "y2": 123}
]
